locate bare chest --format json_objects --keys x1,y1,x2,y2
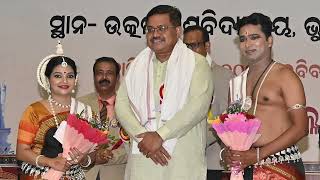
[{"x1": 247, "y1": 78, "x2": 284, "y2": 109}]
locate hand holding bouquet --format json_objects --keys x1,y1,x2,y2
[
  {"x1": 208, "y1": 100, "x2": 261, "y2": 180},
  {"x1": 42, "y1": 114, "x2": 108, "y2": 180}
]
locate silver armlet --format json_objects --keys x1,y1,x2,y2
[{"x1": 287, "y1": 104, "x2": 306, "y2": 111}]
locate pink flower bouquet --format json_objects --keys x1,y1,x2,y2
[
  {"x1": 43, "y1": 114, "x2": 108, "y2": 180},
  {"x1": 208, "y1": 100, "x2": 261, "y2": 180}
]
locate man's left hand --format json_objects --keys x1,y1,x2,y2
[
  {"x1": 136, "y1": 132, "x2": 163, "y2": 156},
  {"x1": 149, "y1": 147, "x2": 171, "y2": 166}
]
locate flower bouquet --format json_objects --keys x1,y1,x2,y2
[
  {"x1": 42, "y1": 114, "x2": 108, "y2": 180},
  {"x1": 89, "y1": 116, "x2": 129, "y2": 151},
  {"x1": 208, "y1": 100, "x2": 261, "y2": 180}
]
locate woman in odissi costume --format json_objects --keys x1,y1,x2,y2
[{"x1": 16, "y1": 42, "x2": 93, "y2": 180}]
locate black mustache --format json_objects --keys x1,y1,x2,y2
[
  {"x1": 99, "y1": 79, "x2": 110, "y2": 85},
  {"x1": 152, "y1": 37, "x2": 163, "y2": 42}
]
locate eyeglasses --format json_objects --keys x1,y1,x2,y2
[
  {"x1": 145, "y1": 25, "x2": 176, "y2": 34},
  {"x1": 185, "y1": 42, "x2": 205, "y2": 49}
]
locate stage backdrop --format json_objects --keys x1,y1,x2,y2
[{"x1": 0, "y1": 0, "x2": 319, "y2": 164}]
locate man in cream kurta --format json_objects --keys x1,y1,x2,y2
[{"x1": 115, "y1": 5, "x2": 213, "y2": 180}]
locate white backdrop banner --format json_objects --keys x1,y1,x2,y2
[{"x1": 0, "y1": 0, "x2": 319, "y2": 163}]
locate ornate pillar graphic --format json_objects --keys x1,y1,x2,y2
[{"x1": 0, "y1": 83, "x2": 11, "y2": 154}]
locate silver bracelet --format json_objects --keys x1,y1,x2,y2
[
  {"x1": 219, "y1": 148, "x2": 225, "y2": 162},
  {"x1": 80, "y1": 155, "x2": 92, "y2": 168},
  {"x1": 35, "y1": 155, "x2": 44, "y2": 167}
]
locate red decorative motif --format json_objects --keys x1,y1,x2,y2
[
  {"x1": 296, "y1": 59, "x2": 308, "y2": 78},
  {"x1": 222, "y1": 59, "x2": 319, "y2": 78},
  {"x1": 119, "y1": 58, "x2": 319, "y2": 78},
  {"x1": 159, "y1": 84, "x2": 164, "y2": 104},
  {"x1": 309, "y1": 64, "x2": 320, "y2": 78},
  {"x1": 307, "y1": 106, "x2": 319, "y2": 135},
  {"x1": 222, "y1": 64, "x2": 232, "y2": 71},
  {"x1": 222, "y1": 64, "x2": 247, "y2": 76}
]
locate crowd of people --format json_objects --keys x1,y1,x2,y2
[{"x1": 16, "y1": 4, "x2": 308, "y2": 180}]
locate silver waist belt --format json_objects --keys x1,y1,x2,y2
[
  {"x1": 20, "y1": 161, "x2": 85, "y2": 179},
  {"x1": 256, "y1": 145, "x2": 302, "y2": 166}
]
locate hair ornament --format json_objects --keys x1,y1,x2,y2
[{"x1": 37, "y1": 41, "x2": 64, "y2": 93}]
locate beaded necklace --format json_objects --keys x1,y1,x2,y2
[
  {"x1": 48, "y1": 95, "x2": 71, "y2": 127},
  {"x1": 50, "y1": 97, "x2": 71, "y2": 108}
]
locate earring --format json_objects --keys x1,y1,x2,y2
[{"x1": 72, "y1": 89, "x2": 75, "y2": 94}]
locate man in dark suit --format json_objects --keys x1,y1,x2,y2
[{"x1": 183, "y1": 25, "x2": 234, "y2": 180}]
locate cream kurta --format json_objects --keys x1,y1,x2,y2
[{"x1": 115, "y1": 53, "x2": 213, "y2": 180}]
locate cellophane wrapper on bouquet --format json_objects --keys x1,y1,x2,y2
[
  {"x1": 208, "y1": 100, "x2": 261, "y2": 180},
  {"x1": 42, "y1": 114, "x2": 108, "y2": 180}
]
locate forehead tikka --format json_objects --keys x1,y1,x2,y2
[{"x1": 61, "y1": 56, "x2": 68, "y2": 68}]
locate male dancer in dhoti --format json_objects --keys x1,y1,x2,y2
[{"x1": 223, "y1": 13, "x2": 308, "y2": 179}]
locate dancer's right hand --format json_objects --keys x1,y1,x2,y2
[{"x1": 48, "y1": 154, "x2": 71, "y2": 172}]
